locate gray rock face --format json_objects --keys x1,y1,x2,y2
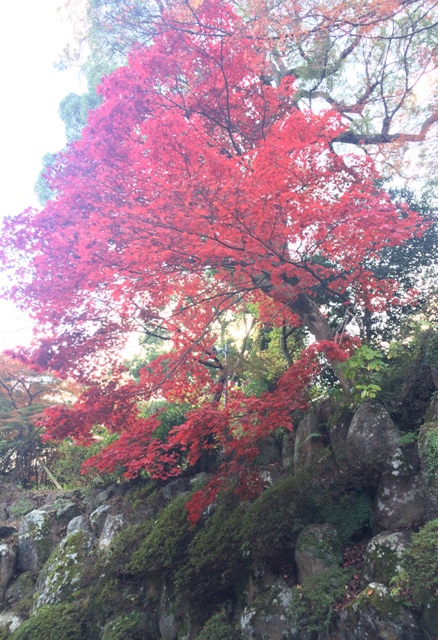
[
  {"x1": 90, "y1": 505, "x2": 112, "y2": 536},
  {"x1": 5, "y1": 571, "x2": 35, "y2": 609},
  {"x1": 240, "y1": 580, "x2": 298, "y2": 640},
  {"x1": 158, "y1": 582, "x2": 179, "y2": 640},
  {"x1": 330, "y1": 583, "x2": 423, "y2": 640},
  {"x1": 67, "y1": 515, "x2": 91, "y2": 536},
  {"x1": 328, "y1": 409, "x2": 352, "y2": 472},
  {"x1": 0, "y1": 542, "x2": 16, "y2": 601},
  {"x1": 17, "y1": 509, "x2": 59, "y2": 572},
  {"x1": 98, "y1": 514, "x2": 124, "y2": 550},
  {"x1": 363, "y1": 532, "x2": 411, "y2": 586},
  {"x1": 294, "y1": 413, "x2": 326, "y2": 472},
  {"x1": 52, "y1": 498, "x2": 81, "y2": 523},
  {"x1": 295, "y1": 524, "x2": 342, "y2": 583},
  {"x1": 281, "y1": 431, "x2": 295, "y2": 470},
  {"x1": 160, "y1": 478, "x2": 189, "y2": 502},
  {"x1": 346, "y1": 404, "x2": 400, "y2": 481},
  {"x1": 372, "y1": 447, "x2": 426, "y2": 533}
]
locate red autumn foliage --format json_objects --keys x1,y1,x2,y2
[{"x1": 0, "y1": 1, "x2": 424, "y2": 519}]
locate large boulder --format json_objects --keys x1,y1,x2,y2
[
  {"x1": 371, "y1": 446, "x2": 426, "y2": 533},
  {"x1": 295, "y1": 524, "x2": 342, "y2": 583},
  {"x1": 330, "y1": 583, "x2": 422, "y2": 640},
  {"x1": 17, "y1": 509, "x2": 60, "y2": 572},
  {"x1": 362, "y1": 532, "x2": 411, "y2": 586},
  {"x1": 345, "y1": 403, "x2": 400, "y2": 481}
]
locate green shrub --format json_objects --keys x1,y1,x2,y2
[
  {"x1": 194, "y1": 611, "x2": 240, "y2": 640},
  {"x1": 289, "y1": 568, "x2": 350, "y2": 633},
  {"x1": 402, "y1": 519, "x2": 438, "y2": 605},
  {"x1": 10, "y1": 602, "x2": 87, "y2": 640}
]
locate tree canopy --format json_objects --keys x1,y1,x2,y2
[
  {"x1": 57, "y1": 0, "x2": 438, "y2": 183},
  {"x1": 2, "y1": 0, "x2": 434, "y2": 518}
]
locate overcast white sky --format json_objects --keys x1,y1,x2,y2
[{"x1": 0, "y1": 0, "x2": 84, "y2": 351}]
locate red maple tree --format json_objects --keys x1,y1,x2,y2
[{"x1": 1, "y1": 1, "x2": 424, "y2": 520}]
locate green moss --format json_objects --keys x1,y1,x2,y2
[
  {"x1": 350, "y1": 583, "x2": 400, "y2": 618},
  {"x1": 240, "y1": 472, "x2": 316, "y2": 569},
  {"x1": 176, "y1": 492, "x2": 246, "y2": 607},
  {"x1": 402, "y1": 519, "x2": 438, "y2": 605},
  {"x1": 318, "y1": 491, "x2": 372, "y2": 544},
  {"x1": 101, "y1": 612, "x2": 158, "y2": 640},
  {"x1": 419, "y1": 422, "x2": 438, "y2": 484},
  {"x1": 295, "y1": 523, "x2": 342, "y2": 575},
  {"x1": 98, "y1": 519, "x2": 153, "y2": 578},
  {"x1": 289, "y1": 568, "x2": 350, "y2": 633},
  {"x1": 194, "y1": 611, "x2": 240, "y2": 640},
  {"x1": 10, "y1": 602, "x2": 87, "y2": 640},
  {"x1": 129, "y1": 495, "x2": 192, "y2": 576}
]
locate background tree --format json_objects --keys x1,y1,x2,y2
[
  {"x1": 0, "y1": 355, "x2": 77, "y2": 486},
  {"x1": 2, "y1": 0, "x2": 431, "y2": 516}
]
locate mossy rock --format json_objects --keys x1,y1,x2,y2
[
  {"x1": 34, "y1": 530, "x2": 95, "y2": 609},
  {"x1": 363, "y1": 532, "x2": 411, "y2": 586},
  {"x1": 101, "y1": 611, "x2": 157, "y2": 640},
  {"x1": 195, "y1": 612, "x2": 239, "y2": 640},
  {"x1": 10, "y1": 602, "x2": 87, "y2": 640},
  {"x1": 17, "y1": 510, "x2": 59, "y2": 572},
  {"x1": 424, "y1": 395, "x2": 438, "y2": 423},
  {"x1": 345, "y1": 403, "x2": 400, "y2": 483},
  {"x1": 402, "y1": 519, "x2": 438, "y2": 605},
  {"x1": 240, "y1": 581, "x2": 295, "y2": 640},
  {"x1": 295, "y1": 523, "x2": 342, "y2": 582},
  {"x1": 5, "y1": 571, "x2": 36, "y2": 612},
  {"x1": 418, "y1": 421, "x2": 438, "y2": 483},
  {"x1": 332, "y1": 583, "x2": 422, "y2": 640}
]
